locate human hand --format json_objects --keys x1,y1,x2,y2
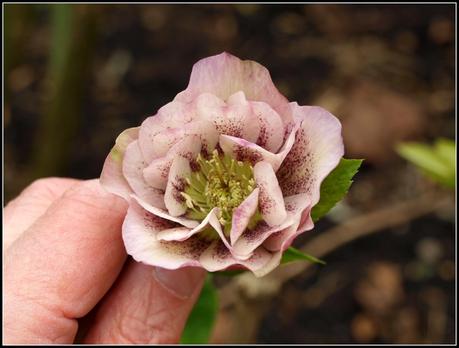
[{"x1": 4, "y1": 178, "x2": 206, "y2": 344}]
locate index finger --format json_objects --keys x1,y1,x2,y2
[{"x1": 4, "y1": 179, "x2": 128, "y2": 344}]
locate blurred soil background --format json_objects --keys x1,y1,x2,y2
[{"x1": 4, "y1": 4, "x2": 455, "y2": 344}]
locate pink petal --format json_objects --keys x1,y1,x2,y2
[
  {"x1": 251, "y1": 251, "x2": 283, "y2": 277},
  {"x1": 123, "y1": 200, "x2": 210, "y2": 269},
  {"x1": 131, "y1": 194, "x2": 199, "y2": 229},
  {"x1": 138, "y1": 100, "x2": 194, "y2": 162},
  {"x1": 156, "y1": 207, "x2": 221, "y2": 242},
  {"x1": 231, "y1": 221, "x2": 288, "y2": 260},
  {"x1": 277, "y1": 104, "x2": 344, "y2": 206},
  {"x1": 164, "y1": 156, "x2": 191, "y2": 217},
  {"x1": 199, "y1": 240, "x2": 273, "y2": 274},
  {"x1": 251, "y1": 101, "x2": 284, "y2": 153},
  {"x1": 263, "y1": 201, "x2": 314, "y2": 253},
  {"x1": 204, "y1": 209, "x2": 233, "y2": 252},
  {"x1": 194, "y1": 92, "x2": 258, "y2": 140},
  {"x1": 100, "y1": 127, "x2": 139, "y2": 200},
  {"x1": 219, "y1": 135, "x2": 281, "y2": 168},
  {"x1": 262, "y1": 219, "x2": 301, "y2": 252},
  {"x1": 122, "y1": 140, "x2": 166, "y2": 209},
  {"x1": 143, "y1": 135, "x2": 202, "y2": 190},
  {"x1": 175, "y1": 52, "x2": 292, "y2": 125},
  {"x1": 253, "y1": 161, "x2": 287, "y2": 226},
  {"x1": 143, "y1": 156, "x2": 171, "y2": 190},
  {"x1": 231, "y1": 194, "x2": 313, "y2": 259},
  {"x1": 147, "y1": 127, "x2": 186, "y2": 159},
  {"x1": 219, "y1": 125, "x2": 297, "y2": 171},
  {"x1": 230, "y1": 188, "x2": 260, "y2": 245}
]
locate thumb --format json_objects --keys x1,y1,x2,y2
[{"x1": 83, "y1": 260, "x2": 206, "y2": 344}]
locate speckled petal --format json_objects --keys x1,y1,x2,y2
[
  {"x1": 143, "y1": 135, "x2": 202, "y2": 190},
  {"x1": 138, "y1": 100, "x2": 194, "y2": 162},
  {"x1": 277, "y1": 104, "x2": 344, "y2": 206},
  {"x1": 194, "y1": 92, "x2": 257, "y2": 141},
  {"x1": 199, "y1": 240, "x2": 273, "y2": 274},
  {"x1": 131, "y1": 194, "x2": 199, "y2": 229},
  {"x1": 122, "y1": 140, "x2": 166, "y2": 209},
  {"x1": 219, "y1": 125, "x2": 297, "y2": 171},
  {"x1": 232, "y1": 194, "x2": 313, "y2": 259},
  {"x1": 100, "y1": 127, "x2": 139, "y2": 200},
  {"x1": 251, "y1": 101, "x2": 284, "y2": 153},
  {"x1": 123, "y1": 200, "x2": 210, "y2": 269},
  {"x1": 230, "y1": 188, "x2": 260, "y2": 245},
  {"x1": 164, "y1": 156, "x2": 191, "y2": 217},
  {"x1": 175, "y1": 52, "x2": 292, "y2": 124},
  {"x1": 263, "y1": 195, "x2": 314, "y2": 252},
  {"x1": 253, "y1": 161, "x2": 287, "y2": 226},
  {"x1": 157, "y1": 207, "x2": 221, "y2": 242},
  {"x1": 219, "y1": 135, "x2": 281, "y2": 169}
]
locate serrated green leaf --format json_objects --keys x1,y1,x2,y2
[
  {"x1": 281, "y1": 247, "x2": 326, "y2": 265},
  {"x1": 311, "y1": 158, "x2": 363, "y2": 222},
  {"x1": 396, "y1": 138, "x2": 455, "y2": 188},
  {"x1": 180, "y1": 274, "x2": 218, "y2": 344}
]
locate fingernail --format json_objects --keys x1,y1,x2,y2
[{"x1": 153, "y1": 267, "x2": 205, "y2": 300}]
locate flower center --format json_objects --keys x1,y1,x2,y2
[{"x1": 181, "y1": 150, "x2": 259, "y2": 237}]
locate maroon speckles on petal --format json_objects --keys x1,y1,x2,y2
[
  {"x1": 277, "y1": 125, "x2": 317, "y2": 196},
  {"x1": 244, "y1": 221, "x2": 271, "y2": 242},
  {"x1": 159, "y1": 235, "x2": 210, "y2": 259},
  {"x1": 143, "y1": 211, "x2": 177, "y2": 232},
  {"x1": 258, "y1": 182, "x2": 274, "y2": 217},
  {"x1": 215, "y1": 118, "x2": 244, "y2": 138},
  {"x1": 233, "y1": 144, "x2": 263, "y2": 164}
]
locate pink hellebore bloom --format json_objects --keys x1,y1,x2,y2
[{"x1": 101, "y1": 52, "x2": 344, "y2": 277}]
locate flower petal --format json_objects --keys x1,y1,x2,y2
[
  {"x1": 219, "y1": 135, "x2": 280, "y2": 168},
  {"x1": 219, "y1": 124, "x2": 297, "y2": 171},
  {"x1": 143, "y1": 135, "x2": 203, "y2": 191},
  {"x1": 199, "y1": 240, "x2": 273, "y2": 274},
  {"x1": 123, "y1": 200, "x2": 210, "y2": 269},
  {"x1": 231, "y1": 221, "x2": 287, "y2": 260},
  {"x1": 263, "y1": 202, "x2": 314, "y2": 253},
  {"x1": 175, "y1": 52, "x2": 291, "y2": 124},
  {"x1": 100, "y1": 127, "x2": 139, "y2": 200},
  {"x1": 122, "y1": 140, "x2": 166, "y2": 209},
  {"x1": 156, "y1": 207, "x2": 221, "y2": 242},
  {"x1": 230, "y1": 188, "x2": 259, "y2": 245},
  {"x1": 227, "y1": 91, "x2": 260, "y2": 143},
  {"x1": 138, "y1": 100, "x2": 194, "y2": 162},
  {"x1": 231, "y1": 194, "x2": 313, "y2": 259},
  {"x1": 164, "y1": 156, "x2": 191, "y2": 217},
  {"x1": 253, "y1": 161, "x2": 287, "y2": 226},
  {"x1": 194, "y1": 92, "x2": 258, "y2": 141},
  {"x1": 131, "y1": 194, "x2": 199, "y2": 229},
  {"x1": 277, "y1": 104, "x2": 344, "y2": 205},
  {"x1": 251, "y1": 101, "x2": 284, "y2": 153},
  {"x1": 142, "y1": 156, "x2": 171, "y2": 191}
]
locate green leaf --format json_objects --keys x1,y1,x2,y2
[
  {"x1": 281, "y1": 247, "x2": 326, "y2": 265},
  {"x1": 180, "y1": 274, "x2": 219, "y2": 344},
  {"x1": 396, "y1": 138, "x2": 455, "y2": 188},
  {"x1": 311, "y1": 158, "x2": 363, "y2": 222}
]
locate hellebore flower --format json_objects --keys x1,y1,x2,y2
[{"x1": 101, "y1": 52, "x2": 344, "y2": 277}]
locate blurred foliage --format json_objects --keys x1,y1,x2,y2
[
  {"x1": 396, "y1": 138, "x2": 455, "y2": 188},
  {"x1": 181, "y1": 274, "x2": 219, "y2": 344},
  {"x1": 33, "y1": 5, "x2": 98, "y2": 178}
]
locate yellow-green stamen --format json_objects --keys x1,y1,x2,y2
[{"x1": 181, "y1": 150, "x2": 260, "y2": 238}]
